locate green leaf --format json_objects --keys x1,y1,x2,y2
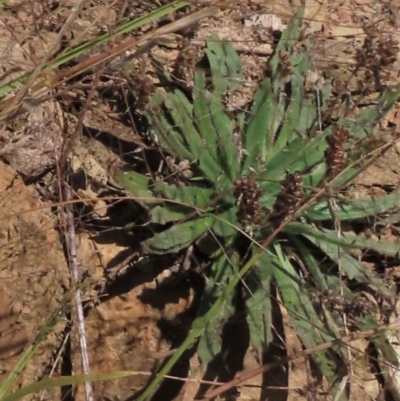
[
  {"x1": 169, "y1": 90, "x2": 223, "y2": 182},
  {"x1": 273, "y1": 244, "x2": 339, "y2": 378},
  {"x1": 193, "y1": 75, "x2": 220, "y2": 163},
  {"x1": 153, "y1": 182, "x2": 215, "y2": 210},
  {"x1": 243, "y1": 12, "x2": 315, "y2": 166},
  {"x1": 197, "y1": 250, "x2": 238, "y2": 363},
  {"x1": 150, "y1": 204, "x2": 193, "y2": 224},
  {"x1": 142, "y1": 216, "x2": 214, "y2": 254},
  {"x1": 302, "y1": 162, "x2": 326, "y2": 189},
  {"x1": 163, "y1": 91, "x2": 200, "y2": 156},
  {"x1": 258, "y1": 181, "x2": 281, "y2": 210},
  {"x1": 151, "y1": 90, "x2": 222, "y2": 182},
  {"x1": 307, "y1": 193, "x2": 400, "y2": 222},
  {"x1": 340, "y1": 85, "x2": 400, "y2": 141},
  {"x1": 209, "y1": 96, "x2": 240, "y2": 181},
  {"x1": 112, "y1": 170, "x2": 157, "y2": 207},
  {"x1": 268, "y1": 4, "x2": 305, "y2": 75},
  {"x1": 289, "y1": 235, "x2": 349, "y2": 296},
  {"x1": 192, "y1": 84, "x2": 239, "y2": 183},
  {"x1": 212, "y1": 202, "x2": 239, "y2": 238},
  {"x1": 149, "y1": 36, "x2": 244, "y2": 186},
  {"x1": 262, "y1": 128, "x2": 330, "y2": 180},
  {"x1": 290, "y1": 235, "x2": 347, "y2": 328},
  {"x1": 285, "y1": 222, "x2": 400, "y2": 259},
  {"x1": 303, "y1": 234, "x2": 392, "y2": 297},
  {"x1": 272, "y1": 52, "x2": 310, "y2": 154},
  {"x1": 245, "y1": 252, "x2": 273, "y2": 357},
  {"x1": 149, "y1": 183, "x2": 216, "y2": 225},
  {"x1": 243, "y1": 78, "x2": 286, "y2": 171},
  {"x1": 147, "y1": 92, "x2": 194, "y2": 160},
  {"x1": 204, "y1": 35, "x2": 242, "y2": 96},
  {"x1": 357, "y1": 316, "x2": 398, "y2": 365}
]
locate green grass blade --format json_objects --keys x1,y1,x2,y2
[
  {"x1": 0, "y1": 1, "x2": 191, "y2": 96},
  {"x1": 3, "y1": 371, "x2": 146, "y2": 401},
  {"x1": 0, "y1": 300, "x2": 72, "y2": 399}
]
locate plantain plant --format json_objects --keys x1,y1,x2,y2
[{"x1": 116, "y1": 6, "x2": 400, "y2": 400}]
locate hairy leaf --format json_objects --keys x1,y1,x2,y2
[
  {"x1": 273, "y1": 245, "x2": 339, "y2": 379},
  {"x1": 197, "y1": 250, "x2": 238, "y2": 363},
  {"x1": 357, "y1": 316, "x2": 398, "y2": 365},
  {"x1": 269, "y1": 5, "x2": 305, "y2": 75},
  {"x1": 193, "y1": 82, "x2": 239, "y2": 183},
  {"x1": 150, "y1": 205, "x2": 194, "y2": 224},
  {"x1": 210, "y1": 97, "x2": 240, "y2": 181},
  {"x1": 285, "y1": 222, "x2": 400, "y2": 260},
  {"x1": 245, "y1": 252, "x2": 273, "y2": 357},
  {"x1": 304, "y1": 234, "x2": 392, "y2": 296},
  {"x1": 113, "y1": 170, "x2": 157, "y2": 207},
  {"x1": 212, "y1": 205, "x2": 239, "y2": 238},
  {"x1": 147, "y1": 92, "x2": 193, "y2": 160},
  {"x1": 290, "y1": 236, "x2": 348, "y2": 328},
  {"x1": 204, "y1": 35, "x2": 242, "y2": 96},
  {"x1": 307, "y1": 194, "x2": 400, "y2": 221},
  {"x1": 153, "y1": 183, "x2": 216, "y2": 210},
  {"x1": 193, "y1": 74, "x2": 220, "y2": 163},
  {"x1": 272, "y1": 52, "x2": 310, "y2": 154},
  {"x1": 262, "y1": 128, "x2": 329, "y2": 181},
  {"x1": 142, "y1": 216, "x2": 214, "y2": 254},
  {"x1": 340, "y1": 85, "x2": 400, "y2": 141},
  {"x1": 243, "y1": 78, "x2": 277, "y2": 171}
]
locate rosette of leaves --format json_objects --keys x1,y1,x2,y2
[{"x1": 116, "y1": 6, "x2": 400, "y2": 398}]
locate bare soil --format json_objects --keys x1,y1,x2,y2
[{"x1": 1, "y1": 0, "x2": 400, "y2": 400}]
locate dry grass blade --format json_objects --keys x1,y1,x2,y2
[
  {"x1": 202, "y1": 318, "x2": 400, "y2": 400},
  {"x1": 0, "y1": 1, "x2": 230, "y2": 121}
]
